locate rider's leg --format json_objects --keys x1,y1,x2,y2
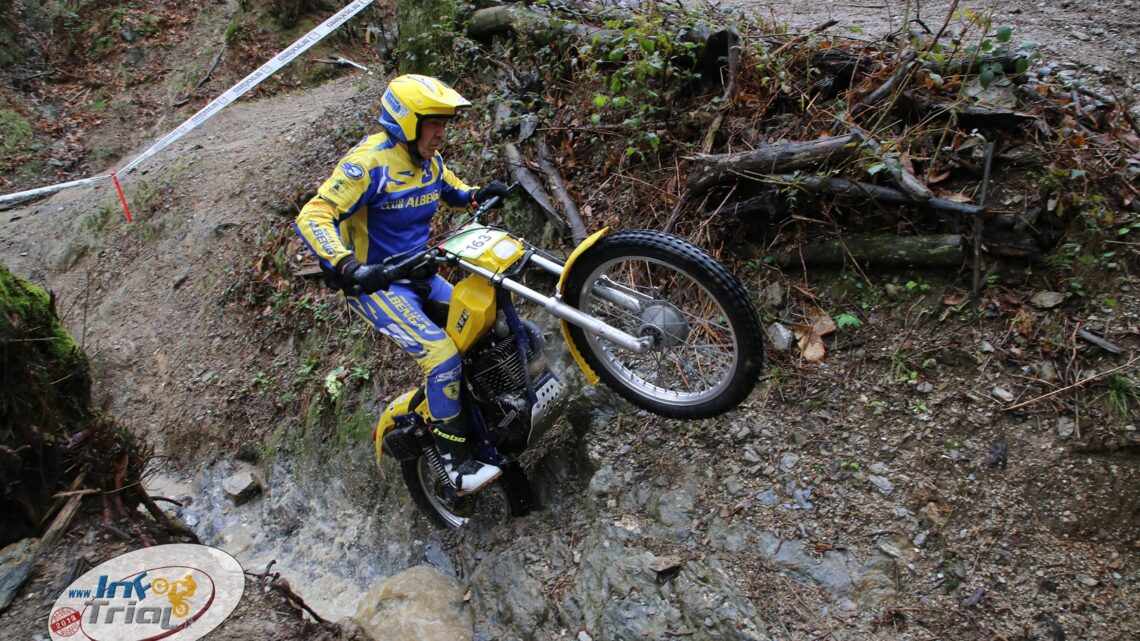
[{"x1": 347, "y1": 283, "x2": 500, "y2": 493}]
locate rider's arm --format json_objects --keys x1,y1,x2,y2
[
  {"x1": 438, "y1": 159, "x2": 476, "y2": 208},
  {"x1": 294, "y1": 158, "x2": 378, "y2": 271}
]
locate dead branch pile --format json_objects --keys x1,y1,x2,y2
[{"x1": 451, "y1": 2, "x2": 1139, "y2": 276}]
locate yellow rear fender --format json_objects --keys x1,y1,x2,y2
[
  {"x1": 373, "y1": 388, "x2": 429, "y2": 461},
  {"x1": 557, "y1": 228, "x2": 609, "y2": 385}
]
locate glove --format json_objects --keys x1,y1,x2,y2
[
  {"x1": 338, "y1": 256, "x2": 395, "y2": 294},
  {"x1": 471, "y1": 180, "x2": 509, "y2": 208}
]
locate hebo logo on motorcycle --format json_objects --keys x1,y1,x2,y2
[{"x1": 47, "y1": 544, "x2": 244, "y2": 641}]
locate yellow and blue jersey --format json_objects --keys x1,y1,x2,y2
[{"x1": 294, "y1": 131, "x2": 475, "y2": 270}]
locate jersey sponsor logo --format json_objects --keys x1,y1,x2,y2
[
  {"x1": 341, "y1": 162, "x2": 365, "y2": 179},
  {"x1": 443, "y1": 381, "x2": 460, "y2": 400},
  {"x1": 378, "y1": 192, "x2": 440, "y2": 210}
]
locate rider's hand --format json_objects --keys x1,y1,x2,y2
[
  {"x1": 338, "y1": 256, "x2": 394, "y2": 294},
  {"x1": 471, "y1": 180, "x2": 509, "y2": 208}
]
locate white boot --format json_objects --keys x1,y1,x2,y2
[{"x1": 431, "y1": 418, "x2": 501, "y2": 494}]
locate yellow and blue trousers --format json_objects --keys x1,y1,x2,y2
[{"x1": 345, "y1": 275, "x2": 462, "y2": 422}]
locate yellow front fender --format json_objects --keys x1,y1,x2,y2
[{"x1": 557, "y1": 228, "x2": 609, "y2": 385}]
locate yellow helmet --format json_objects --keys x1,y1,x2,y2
[{"x1": 378, "y1": 74, "x2": 471, "y2": 143}]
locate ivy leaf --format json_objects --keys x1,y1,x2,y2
[
  {"x1": 593, "y1": 94, "x2": 608, "y2": 108},
  {"x1": 979, "y1": 67, "x2": 995, "y2": 88},
  {"x1": 996, "y1": 25, "x2": 1012, "y2": 42}
]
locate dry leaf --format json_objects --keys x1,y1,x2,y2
[
  {"x1": 926, "y1": 170, "x2": 951, "y2": 184},
  {"x1": 943, "y1": 293, "x2": 968, "y2": 306},
  {"x1": 793, "y1": 308, "x2": 836, "y2": 364},
  {"x1": 939, "y1": 191, "x2": 974, "y2": 203}
]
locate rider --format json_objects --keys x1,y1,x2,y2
[{"x1": 294, "y1": 74, "x2": 509, "y2": 494}]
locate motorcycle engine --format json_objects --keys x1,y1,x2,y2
[{"x1": 465, "y1": 319, "x2": 546, "y2": 451}]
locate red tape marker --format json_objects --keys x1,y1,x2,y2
[{"x1": 111, "y1": 171, "x2": 133, "y2": 223}]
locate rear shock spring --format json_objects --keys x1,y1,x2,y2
[{"x1": 423, "y1": 440, "x2": 455, "y2": 489}]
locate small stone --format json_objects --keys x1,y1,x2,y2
[
  {"x1": 1057, "y1": 417, "x2": 1076, "y2": 438},
  {"x1": 779, "y1": 453, "x2": 800, "y2": 472},
  {"x1": 724, "y1": 475, "x2": 744, "y2": 495},
  {"x1": 792, "y1": 428, "x2": 809, "y2": 446},
  {"x1": 913, "y1": 532, "x2": 928, "y2": 547},
  {"x1": 1077, "y1": 575, "x2": 1099, "y2": 587},
  {"x1": 916, "y1": 381, "x2": 934, "y2": 394},
  {"x1": 578, "y1": 631, "x2": 593, "y2": 641},
  {"x1": 868, "y1": 474, "x2": 893, "y2": 494},
  {"x1": 979, "y1": 340, "x2": 995, "y2": 353},
  {"x1": 742, "y1": 448, "x2": 762, "y2": 464},
  {"x1": 868, "y1": 462, "x2": 887, "y2": 475},
  {"x1": 1030, "y1": 291, "x2": 1065, "y2": 309},
  {"x1": 1072, "y1": 31, "x2": 1091, "y2": 41},
  {"x1": 763, "y1": 282, "x2": 785, "y2": 309},
  {"x1": 756, "y1": 488, "x2": 779, "y2": 506},
  {"x1": 992, "y1": 386, "x2": 1015, "y2": 403},
  {"x1": 921, "y1": 502, "x2": 945, "y2": 527},
  {"x1": 221, "y1": 471, "x2": 262, "y2": 505},
  {"x1": 767, "y1": 323, "x2": 795, "y2": 351}
]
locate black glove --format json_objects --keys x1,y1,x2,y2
[
  {"x1": 471, "y1": 180, "x2": 509, "y2": 208},
  {"x1": 338, "y1": 256, "x2": 395, "y2": 295}
]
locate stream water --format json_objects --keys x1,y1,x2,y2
[{"x1": 146, "y1": 442, "x2": 430, "y2": 622}]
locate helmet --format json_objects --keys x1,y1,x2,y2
[{"x1": 378, "y1": 74, "x2": 471, "y2": 143}]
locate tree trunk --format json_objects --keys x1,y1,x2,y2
[
  {"x1": 772, "y1": 234, "x2": 964, "y2": 268},
  {"x1": 685, "y1": 134, "x2": 859, "y2": 195},
  {"x1": 467, "y1": 5, "x2": 616, "y2": 43}
]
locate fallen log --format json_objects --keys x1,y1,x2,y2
[
  {"x1": 494, "y1": 97, "x2": 570, "y2": 235},
  {"x1": 535, "y1": 138, "x2": 588, "y2": 243},
  {"x1": 467, "y1": 5, "x2": 616, "y2": 43},
  {"x1": 770, "y1": 174, "x2": 985, "y2": 217},
  {"x1": 685, "y1": 134, "x2": 858, "y2": 195},
  {"x1": 772, "y1": 234, "x2": 964, "y2": 268}
]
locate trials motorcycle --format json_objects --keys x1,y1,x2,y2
[{"x1": 372, "y1": 187, "x2": 764, "y2": 528}]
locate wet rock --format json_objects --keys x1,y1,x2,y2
[
  {"x1": 354, "y1": 565, "x2": 473, "y2": 641},
  {"x1": 469, "y1": 540, "x2": 561, "y2": 637},
  {"x1": 562, "y1": 526, "x2": 770, "y2": 640},
  {"x1": 707, "y1": 519, "x2": 749, "y2": 552},
  {"x1": 221, "y1": 471, "x2": 262, "y2": 505},
  {"x1": 652, "y1": 487, "x2": 696, "y2": 528},
  {"x1": 0, "y1": 538, "x2": 37, "y2": 611},
  {"x1": 766, "y1": 322, "x2": 794, "y2": 351},
  {"x1": 587, "y1": 464, "x2": 620, "y2": 506}
]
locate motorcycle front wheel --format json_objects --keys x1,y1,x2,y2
[
  {"x1": 563, "y1": 230, "x2": 763, "y2": 419},
  {"x1": 401, "y1": 457, "x2": 533, "y2": 529}
]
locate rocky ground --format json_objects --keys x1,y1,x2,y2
[{"x1": 1, "y1": 1, "x2": 1139, "y2": 640}]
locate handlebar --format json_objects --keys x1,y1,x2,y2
[{"x1": 471, "y1": 181, "x2": 520, "y2": 224}]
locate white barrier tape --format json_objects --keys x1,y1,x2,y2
[
  {"x1": 0, "y1": 175, "x2": 110, "y2": 204},
  {"x1": 0, "y1": 0, "x2": 374, "y2": 206}
]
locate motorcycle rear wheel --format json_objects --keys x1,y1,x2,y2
[
  {"x1": 563, "y1": 230, "x2": 763, "y2": 419},
  {"x1": 401, "y1": 457, "x2": 533, "y2": 529}
]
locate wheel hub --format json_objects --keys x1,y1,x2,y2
[{"x1": 637, "y1": 303, "x2": 688, "y2": 349}]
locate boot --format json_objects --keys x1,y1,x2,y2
[{"x1": 430, "y1": 416, "x2": 502, "y2": 494}]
